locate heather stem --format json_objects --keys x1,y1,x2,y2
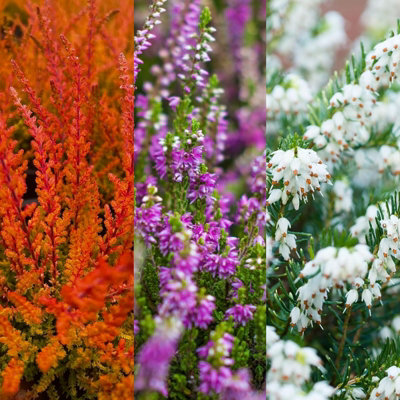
[{"x1": 335, "y1": 306, "x2": 352, "y2": 371}]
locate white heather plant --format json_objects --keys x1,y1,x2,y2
[{"x1": 267, "y1": 2, "x2": 400, "y2": 400}]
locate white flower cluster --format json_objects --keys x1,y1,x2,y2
[
  {"x1": 303, "y1": 33, "x2": 400, "y2": 167},
  {"x1": 267, "y1": 0, "x2": 346, "y2": 93},
  {"x1": 266, "y1": 325, "x2": 335, "y2": 400},
  {"x1": 267, "y1": 148, "x2": 331, "y2": 210},
  {"x1": 267, "y1": 0, "x2": 322, "y2": 49},
  {"x1": 341, "y1": 387, "x2": 366, "y2": 400},
  {"x1": 304, "y1": 74, "x2": 377, "y2": 164},
  {"x1": 370, "y1": 366, "x2": 400, "y2": 399},
  {"x1": 362, "y1": 0, "x2": 400, "y2": 36},
  {"x1": 377, "y1": 214, "x2": 400, "y2": 269},
  {"x1": 352, "y1": 212, "x2": 400, "y2": 306},
  {"x1": 353, "y1": 145, "x2": 400, "y2": 188},
  {"x1": 350, "y1": 205, "x2": 380, "y2": 243},
  {"x1": 366, "y1": 34, "x2": 400, "y2": 86},
  {"x1": 370, "y1": 90, "x2": 400, "y2": 135},
  {"x1": 349, "y1": 207, "x2": 400, "y2": 313},
  {"x1": 267, "y1": 74, "x2": 312, "y2": 122},
  {"x1": 380, "y1": 314, "x2": 400, "y2": 340},
  {"x1": 291, "y1": 245, "x2": 374, "y2": 332},
  {"x1": 333, "y1": 180, "x2": 353, "y2": 213},
  {"x1": 275, "y1": 217, "x2": 297, "y2": 260}
]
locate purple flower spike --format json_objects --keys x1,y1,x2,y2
[
  {"x1": 225, "y1": 304, "x2": 257, "y2": 326},
  {"x1": 135, "y1": 333, "x2": 178, "y2": 397},
  {"x1": 199, "y1": 361, "x2": 233, "y2": 394}
]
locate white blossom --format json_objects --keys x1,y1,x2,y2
[
  {"x1": 267, "y1": 148, "x2": 331, "y2": 210},
  {"x1": 350, "y1": 205, "x2": 379, "y2": 243},
  {"x1": 370, "y1": 366, "x2": 400, "y2": 399},
  {"x1": 362, "y1": 0, "x2": 400, "y2": 36},
  {"x1": 267, "y1": 325, "x2": 335, "y2": 400},
  {"x1": 333, "y1": 180, "x2": 353, "y2": 213},
  {"x1": 275, "y1": 217, "x2": 297, "y2": 260},
  {"x1": 267, "y1": 74, "x2": 312, "y2": 125},
  {"x1": 292, "y1": 245, "x2": 374, "y2": 331}
]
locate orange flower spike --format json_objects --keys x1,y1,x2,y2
[
  {"x1": 8, "y1": 292, "x2": 43, "y2": 325},
  {"x1": 82, "y1": 321, "x2": 118, "y2": 349},
  {"x1": 36, "y1": 7, "x2": 66, "y2": 101},
  {"x1": 118, "y1": 52, "x2": 134, "y2": 174},
  {"x1": 16, "y1": 268, "x2": 44, "y2": 295},
  {"x1": 10, "y1": 60, "x2": 54, "y2": 128},
  {"x1": 99, "y1": 55, "x2": 134, "y2": 259},
  {"x1": 10, "y1": 87, "x2": 63, "y2": 279},
  {"x1": 0, "y1": 112, "x2": 40, "y2": 272},
  {"x1": 1, "y1": 358, "x2": 24, "y2": 396},
  {"x1": 37, "y1": 338, "x2": 66, "y2": 373},
  {"x1": 0, "y1": 316, "x2": 30, "y2": 358}
]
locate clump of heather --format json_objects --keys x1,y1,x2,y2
[
  {"x1": 268, "y1": 2, "x2": 400, "y2": 399},
  {"x1": 134, "y1": 1, "x2": 266, "y2": 398}
]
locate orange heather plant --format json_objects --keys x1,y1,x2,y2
[{"x1": 0, "y1": 0, "x2": 134, "y2": 399}]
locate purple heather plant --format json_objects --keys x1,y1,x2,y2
[{"x1": 134, "y1": 0, "x2": 266, "y2": 399}]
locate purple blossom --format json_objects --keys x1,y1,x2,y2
[
  {"x1": 198, "y1": 361, "x2": 232, "y2": 394},
  {"x1": 135, "y1": 176, "x2": 158, "y2": 205},
  {"x1": 221, "y1": 369, "x2": 258, "y2": 400},
  {"x1": 159, "y1": 270, "x2": 197, "y2": 319},
  {"x1": 171, "y1": 145, "x2": 203, "y2": 182},
  {"x1": 176, "y1": 2, "x2": 215, "y2": 92},
  {"x1": 249, "y1": 152, "x2": 267, "y2": 197},
  {"x1": 134, "y1": 122, "x2": 147, "y2": 159},
  {"x1": 134, "y1": 319, "x2": 140, "y2": 335},
  {"x1": 231, "y1": 279, "x2": 244, "y2": 299},
  {"x1": 184, "y1": 294, "x2": 216, "y2": 329},
  {"x1": 221, "y1": 369, "x2": 251, "y2": 399},
  {"x1": 134, "y1": 0, "x2": 168, "y2": 83},
  {"x1": 225, "y1": 304, "x2": 257, "y2": 326},
  {"x1": 168, "y1": 96, "x2": 180, "y2": 110},
  {"x1": 173, "y1": 249, "x2": 201, "y2": 275},
  {"x1": 136, "y1": 204, "x2": 163, "y2": 245},
  {"x1": 149, "y1": 135, "x2": 168, "y2": 180},
  {"x1": 197, "y1": 333, "x2": 236, "y2": 394},
  {"x1": 188, "y1": 172, "x2": 217, "y2": 202},
  {"x1": 134, "y1": 1, "x2": 266, "y2": 397},
  {"x1": 135, "y1": 323, "x2": 181, "y2": 397},
  {"x1": 158, "y1": 223, "x2": 185, "y2": 256},
  {"x1": 236, "y1": 195, "x2": 265, "y2": 231},
  {"x1": 202, "y1": 247, "x2": 239, "y2": 278},
  {"x1": 197, "y1": 333, "x2": 235, "y2": 362},
  {"x1": 159, "y1": 267, "x2": 172, "y2": 288},
  {"x1": 194, "y1": 223, "x2": 221, "y2": 252},
  {"x1": 170, "y1": 0, "x2": 202, "y2": 74}
]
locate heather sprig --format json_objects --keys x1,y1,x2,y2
[{"x1": 135, "y1": 1, "x2": 266, "y2": 398}]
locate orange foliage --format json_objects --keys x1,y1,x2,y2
[
  {"x1": 8, "y1": 291, "x2": 43, "y2": 325},
  {"x1": 0, "y1": 0, "x2": 133, "y2": 398},
  {"x1": 36, "y1": 338, "x2": 66, "y2": 373},
  {"x1": 2, "y1": 358, "x2": 24, "y2": 396}
]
